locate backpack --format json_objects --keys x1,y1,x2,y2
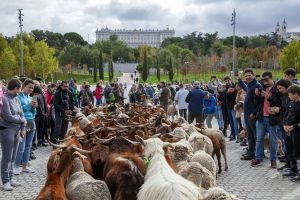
[{"x1": 81, "y1": 90, "x2": 91, "y2": 105}]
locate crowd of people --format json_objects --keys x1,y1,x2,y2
[{"x1": 0, "y1": 67, "x2": 300, "y2": 191}]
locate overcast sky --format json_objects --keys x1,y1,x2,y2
[{"x1": 1, "y1": 0, "x2": 300, "y2": 43}]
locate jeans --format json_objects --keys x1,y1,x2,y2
[
  {"x1": 227, "y1": 108, "x2": 237, "y2": 138},
  {"x1": 205, "y1": 113, "x2": 214, "y2": 128},
  {"x1": 244, "y1": 115, "x2": 257, "y2": 158},
  {"x1": 179, "y1": 109, "x2": 187, "y2": 120},
  {"x1": 15, "y1": 121, "x2": 36, "y2": 166},
  {"x1": 96, "y1": 98, "x2": 102, "y2": 106},
  {"x1": 0, "y1": 128, "x2": 20, "y2": 184},
  {"x1": 215, "y1": 105, "x2": 224, "y2": 131},
  {"x1": 53, "y1": 112, "x2": 69, "y2": 141},
  {"x1": 255, "y1": 117, "x2": 278, "y2": 161}
]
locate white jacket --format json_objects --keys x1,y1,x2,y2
[{"x1": 175, "y1": 88, "x2": 189, "y2": 110}]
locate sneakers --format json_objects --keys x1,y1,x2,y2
[
  {"x1": 2, "y1": 182, "x2": 13, "y2": 191},
  {"x1": 23, "y1": 166, "x2": 35, "y2": 173},
  {"x1": 14, "y1": 167, "x2": 21, "y2": 175},
  {"x1": 277, "y1": 164, "x2": 290, "y2": 171},
  {"x1": 251, "y1": 159, "x2": 262, "y2": 167},
  {"x1": 271, "y1": 160, "x2": 277, "y2": 168},
  {"x1": 241, "y1": 154, "x2": 254, "y2": 160},
  {"x1": 10, "y1": 179, "x2": 21, "y2": 187}
]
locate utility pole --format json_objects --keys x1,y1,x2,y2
[
  {"x1": 18, "y1": 9, "x2": 24, "y2": 76},
  {"x1": 231, "y1": 8, "x2": 236, "y2": 78}
]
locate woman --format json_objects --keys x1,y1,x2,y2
[
  {"x1": 45, "y1": 84, "x2": 56, "y2": 144},
  {"x1": 94, "y1": 83, "x2": 103, "y2": 106},
  {"x1": 203, "y1": 93, "x2": 217, "y2": 128},
  {"x1": 0, "y1": 79, "x2": 26, "y2": 191},
  {"x1": 129, "y1": 84, "x2": 138, "y2": 103},
  {"x1": 14, "y1": 79, "x2": 38, "y2": 175}
]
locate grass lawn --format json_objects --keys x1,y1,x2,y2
[
  {"x1": 44, "y1": 72, "x2": 122, "y2": 84},
  {"x1": 143, "y1": 68, "x2": 293, "y2": 84}
]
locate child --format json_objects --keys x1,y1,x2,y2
[{"x1": 283, "y1": 85, "x2": 300, "y2": 182}]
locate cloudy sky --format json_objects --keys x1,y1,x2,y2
[{"x1": 1, "y1": 0, "x2": 300, "y2": 43}]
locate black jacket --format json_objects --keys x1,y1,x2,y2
[
  {"x1": 53, "y1": 87, "x2": 74, "y2": 115},
  {"x1": 225, "y1": 84, "x2": 237, "y2": 110},
  {"x1": 254, "y1": 85, "x2": 282, "y2": 126}
]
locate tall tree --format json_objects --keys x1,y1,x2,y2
[
  {"x1": 168, "y1": 56, "x2": 174, "y2": 81},
  {"x1": 99, "y1": 50, "x2": 104, "y2": 80},
  {"x1": 93, "y1": 57, "x2": 97, "y2": 82},
  {"x1": 108, "y1": 59, "x2": 114, "y2": 82},
  {"x1": 279, "y1": 40, "x2": 300, "y2": 71},
  {"x1": 156, "y1": 58, "x2": 160, "y2": 81},
  {"x1": 142, "y1": 51, "x2": 148, "y2": 82}
]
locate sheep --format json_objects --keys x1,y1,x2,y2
[
  {"x1": 170, "y1": 127, "x2": 190, "y2": 140},
  {"x1": 66, "y1": 157, "x2": 112, "y2": 200},
  {"x1": 188, "y1": 126, "x2": 214, "y2": 156},
  {"x1": 199, "y1": 187, "x2": 240, "y2": 200},
  {"x1": 191, "y1": 150, "x2": 217, "y2": 178},
  {"x1": 167, "y1": 104, "x2": 178, "y2": 121},
  {"x1": 171, "y1": 139, "x2": 194, "y2": 166},
  {"x1": 135, "y1": 135, "x2": 200, "y2": 200},
  {"x1": 177, "y1": 161, "x2": 216, "y2": 190}
]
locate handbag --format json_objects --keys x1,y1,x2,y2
[{"x1": 26, "y1": 120, "x2": 35, "y2": 133}]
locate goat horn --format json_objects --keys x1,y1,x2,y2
[
  {"x1": 135, "y1": 135, "x2": 145, "y2": 145},
  {"x1": 89, "y1": 127, "x2": 103, "y2": 135},
  {"x1": 57, "y1": 136, "x2": 72, "y2": 142},
  {"x1": 94, "y1": 135, "x2": 116, "y2": 144},
  {"x1": 119, "y1": 136, "x2": 140, "y2": 145},
  {"x1": 48, "y1": 140, "x2": 67, "y2": 149},
  {"x1": 107, "y1": 127, "x2": 118, "y2": 131},
  {"x1": 71, "y1": 146, "x2": 92, "y2": 155}
]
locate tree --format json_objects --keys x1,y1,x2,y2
[
  {"x1": 168, "y1": 56, "x2": 174, "y2": 81},
  {"x1": 59, "y1": 44, "x2": 82, "y2": 68},
  {"x1": 108, "y1": 59, "x2": 114, "y2": 82},
  {"x1": 99, "y1": 50, "x2": 104, "y2": 80},
  {"x1": 0, "y1": 47, "x2": 18, "y2": 79},
  {"x1": 142, "y1": 51, "x2": 148, "y2": 82},
  {"x1": 156, "y1": 58, "x2": 160, "y2": 81},
  {"x1": 279, "y1": 40, "x2": 300, "y2": 71},
  {"x1": 32, "y1": 41, "x2": 58, "y2": 80},
  {"x1": 64, "y1": 32, "x2": 87, "y2": 46}
]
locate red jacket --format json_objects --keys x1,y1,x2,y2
[
  {"x1": 94, "y1": 86, "x2": 103, "y2": 99},
  {"x1": 45, "y1": 89, "x2": 54, "y2": 106}
]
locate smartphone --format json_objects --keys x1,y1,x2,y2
[{"x1": 32, "y1": 96, "x2": 38, "y2": 102}]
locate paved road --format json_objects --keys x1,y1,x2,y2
[{"x1": 1, "y1": 73, "x2": 300, "y2": 199}]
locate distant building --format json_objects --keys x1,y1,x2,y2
[
  {"x1": 275, "y1": 19, "x2": 300, "y2": 42},
  {"x1": 95, "y1": 27, "x2": 175, "y2": 48}
]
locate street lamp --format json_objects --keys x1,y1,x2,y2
[
  {"x1": 17, "y1": 9, "x2": 24, "y2": 76},
  {"x1": 184, "y1": 61, "x2": 190, "y2": 83},
  {"x1": 231, "y1": 8, "x2": 236, "y2": 80}
]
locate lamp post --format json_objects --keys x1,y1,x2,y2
[
  {"x1": 231, "y1": 8, "x2": 236, "y2": 79},
  {"x1": 17, "y1": 9, "x2": 24, "y2": 76}
]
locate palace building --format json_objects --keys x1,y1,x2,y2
[
  {"x1": 275, "y1": 19, "x2": 300, "y2": 42},
  {"x1": 95, "y1": 27, "x2": 175, "y2": 48}
]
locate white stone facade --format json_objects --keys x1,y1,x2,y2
[
  {"x1": 95, "y1": 27, "x2": 175, "y2": 48},
  {"x1": 275, "y1": 19, "x2": 300, "y2": 42}
]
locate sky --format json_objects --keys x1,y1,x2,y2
[{"x1": 1, "y1": 0, "x2": 300, "y2": 43}]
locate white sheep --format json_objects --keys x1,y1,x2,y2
[
  {"x1": 135, "y1": 136, "x2": 200, "y2": 200},
  {"x1": 191, "y1": 150, "x2": 217, "y2": 178},
  {"x1": 199, "y1": 187, "x2": 240, "y2": 200},
  {"x1": 177, "y1": 161, "x2": 216, "y2": 190},
  {"x1": 171, "y1": 139, "x2": 194, "y2": 165},
  {"x1": 188, "y1": 129, "x2": 213, "y2": 156}
]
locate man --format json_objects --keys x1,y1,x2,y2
[
  {"x1": 175, "y1": 84, "x2": 189, "y2": 120},
  {"x1": 52, "y1": 81, "x2": 74, "y2": 142},
  {"x1": 284, "y1": 68, "x2": 299, "y2": 85},
  {"x1": 185, "y1": 81, "x2": 208, "y2": 124},
  {"x1": 224, "y1": 76, "x2": 238, "y2": 141},
  {"x1": 79, "y1": 85, "x2": 94, "y2": 107},
  {"x1": 237, "y1": 68, "x2": 261, "y2": 160},
  {"x1": 251, "y1": 72, "x2": 281, "y2": 168},
  {"x1": 158, "y1": 81, "x2": 171, "y2": 111}
]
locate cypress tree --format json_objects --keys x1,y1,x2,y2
[
  {"x1": 168, "y1": 57, "x2": 174, "y2": 81},
  {"x1": 156, "y1": 58, "x2": 160, "y2": 81},
  {"x1": 142, "y1": 51, "x2": 148, "y2": 82},
  {"x1": 99, "y1": 50, "x2": 104, "y2": 81}
]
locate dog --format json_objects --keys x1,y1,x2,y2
[{"x1": 166, "y1": 103, "x2": 178, "y2": 121}]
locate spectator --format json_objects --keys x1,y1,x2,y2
[
  {"x1": 224, "y1": 76, "x2": 238, "y2": 141},
  {"x1": 283, "y1": 85, "x2": 300, "y2": 182},
  {"x1": 276, "y1": 79, "x2": 293, "y2": 174},
  {"x1": 158, "y1": 81, "x2": 171, "y2": 111},
  {"x1": 135, "y1": 77, "x2": 139, "y2": 84},
  {"x1": 104, "y1": 82, "x2": 112, "y2": 104},
  {"x1": 131, "y1": 74, "x2": 133, "y2": 80},
  {"x1": 235, "y1": 83, "x2": 246, "y2": 143},
  {"x1": 129, "y1": 84, "x2": 138, "y2": 103},
  {"x1": 45, "y1": 84, "x2": 56, "y2": 143},
  {"x1": 217, "y1": 85, "x2": 227, "y2": 135},
  {"x1": 251, "y1": 72, "x2": 281, "y2": 168},
  {"x1": 79, "y1": 85, "x2": 94, "y2": 107},
  {"x1": 52, "y1": 81, "x2": 74, "y2": 142},
  {"x1": 34, "y1": 85, "x2": 48, "y2": 147},
  {"x1": 203, "y1": 94, "x2": 217, "y2": 128},
  {"x1": 136, "y1": 84, "x2": 146, "y2": 102},
  {"x1": 14, "y1": 79, "x2": 37, "y2": 175},
  {"x1": 0, "y1": 79, "x2": 26, "y2": 191},
  {"x1": 145, "y1": 83, "x2": 154, "y2": 99},
  {"x1": 284, "y1": 68, "x2": 299, "y2": 85},
  {"x1": 168, "y1": 83, "x2": 176, "y2": 101},
  {"x1": 175, "y1": 84, "x2": 189, "y2": 120},
  {"x1": 0, "y1": 80, "x2": 4, "y2": 111},
  {"x1": 94, "y1": 83, "x2": 103, "y2": 106},
  {"x1": 237, "y1": 68, "x2": 261, "y2": 160},
  {"x1": 185, "y1": 81, "x2": 208, "y2": 124},
  {"x1": 69, "y1": 80, "x2": 79, "y2": 107}
]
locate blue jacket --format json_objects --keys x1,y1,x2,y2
[
  {"x1": 238, "y1": 78, "x2": 261, "y2": 117},
  {"x1": 18, "y1": 92, "x2": 36, "y2": 120},
  {"x1": 185, "y1": 87, "x2": 207, "y2": 115},
  {"x1": 204, "y1": 96, "x2": 217, "y2": 115}
]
